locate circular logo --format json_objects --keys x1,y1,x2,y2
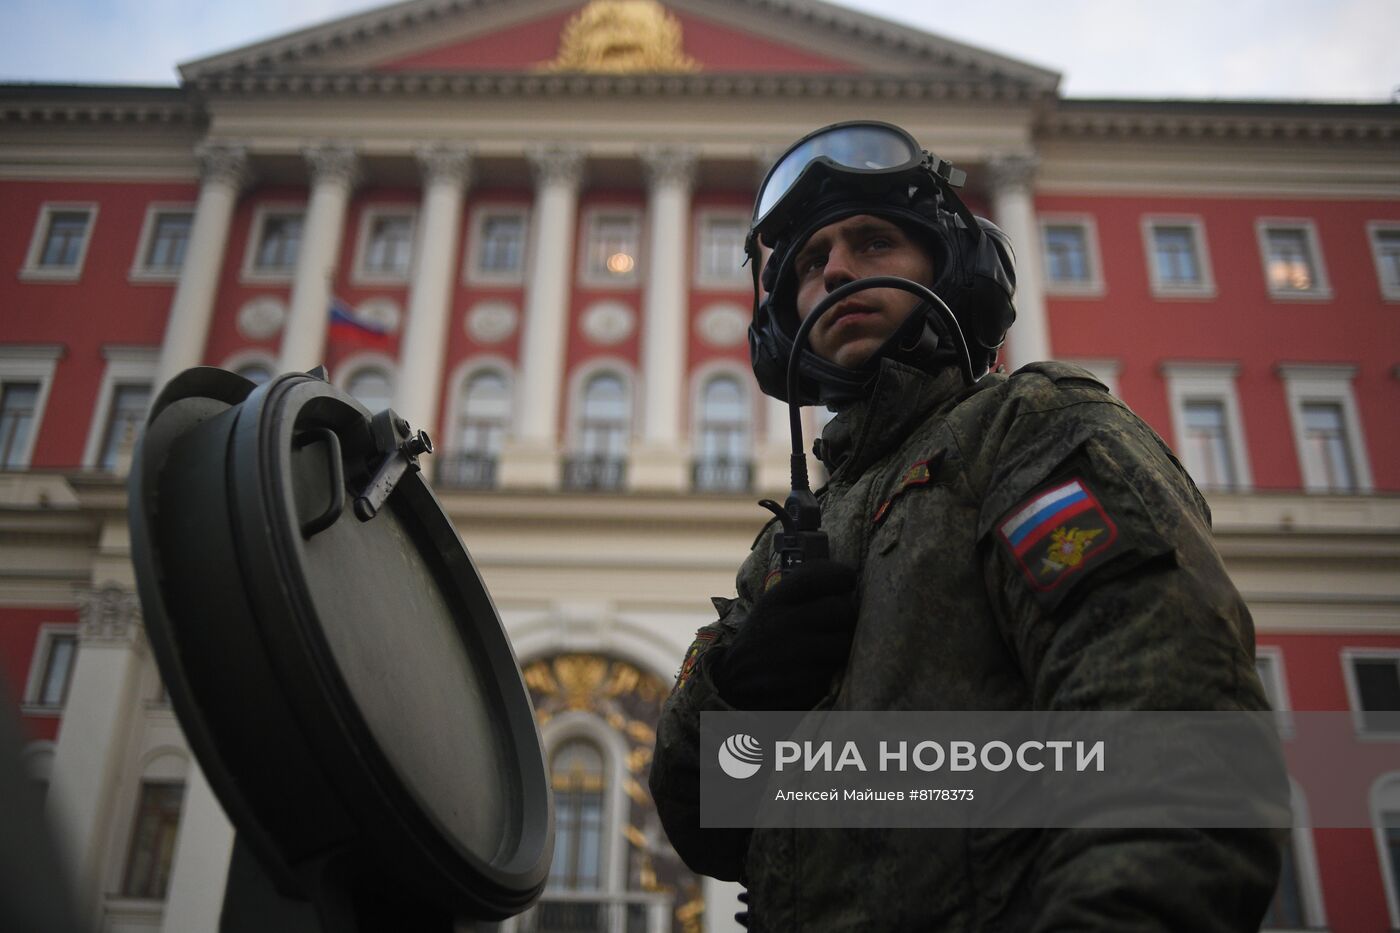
[{"x1": 718, "y1": 733, "x2": 764, "y2": 779}]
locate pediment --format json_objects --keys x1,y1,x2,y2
[{"x1": 179, "y1": 0, "x2": 1058, "y2": 93}]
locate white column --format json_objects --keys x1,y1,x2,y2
[
  {"x1": 48, "y1": 584, "x2": 146, "y2": 925},
  {"x1": 395, "y1": 145, "x2": 472, "y2": 435},
  {"x1": 160, "y1": 760, "x2": 235, "y2": 933},
  {"x1": 631, "y1": 146, "x2": 696, "y2": 492},
  {"x1": 278, "y1": 144, "x2": 359, "y2": 372},
  {"x1": 153, "y1": 144, "x2": 250, "y2": 393},
  {"x1": 987, "y1": 154, "x2": 1051, "y2": 369},
  {"x1": 499, "y1": 145, "x2": 583, "y2": 489}
]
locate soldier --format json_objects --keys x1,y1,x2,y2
[{"x1": 649, "y1": 121, "x2": 1281, "y2": 931}]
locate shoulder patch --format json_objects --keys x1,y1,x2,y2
[
  {"x1": 996, "y1": 476, "x2": 1122, "y2": 603},
  {"x1": 872, "y1": 449, "x2": 946, "y2": 526},
  {"x1": 672, "y1": 628, "x2": 718, "y2": 694}
]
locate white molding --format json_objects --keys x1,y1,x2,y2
[
  {"x1": 1141, "y1": 214, "x2": 1216, "y2": 299},
  {"x1": 692, "y1": 208, "x2": 750, "y2": 290},
  {"x1": 20, "y1": 740, "x2": 55, "y2": 782},
  {"x1": 81, "y1": 347, "x2": 158, "y2": 470},
  {"x1": 0, "y1": 344, "x2": 63, "y2": 469},
  {"x1": 1253, "y1": 646, "x2": 1293, "y2": 739},
  {"x1": 1255, "y1": 217, "x2": 1333, "y2": 301},
  {"x1": 1366, "y1": 221, "x2": 1400, "y2": 303},
  {"x1": 463, "y1": 203, "x2": 530, "y2": 286},
  {"x1": 333, "y1": 351, "x2": 398, "y2": 411},
  {"x1": 1038, "y1": 213, "x2": 1106, "y2": 297},
  {"x1": 218, "y1": 349, "x2": 277, "y2": 383},
  {"x1": 351, "y1": 205, "x2": 419, "y2": 285},
  {"x1": 128, "y1": 202, "x2": 195, "y2": 284},
  {"x1": 1372, "y1": 773, "x2": 1400, "y2": 930},
  {"x1": 1277, "y1": 364, "x2": 1372, "y2": 494},
  {"x1": 239, "y1": 202, "x2": 305, "y2": 283},
  {"x1": 1342, "y1": 648, "x2": 1400, "y2": 739},
  {"x1": 443, "y1": 355, "x2": 515, "y2": 451},
  {"x1": 577, "y1": 206, "x2": 643, "y2": 288},
  {"x1": 1286, "y1": 778, "x2": 1328, "y2": 930},
  {"x1": 21, "y1": 202, "x2": 98, "y2": 282},
  {"x1": 21, "y1": 622, "x2": 79, "y2": 710},
  {"x1": 1161, "y1": 361, "x2": 1253, "y2": 492},
  {"x1": 565, "y1": 357, "x2": 636, "y2": 454}
]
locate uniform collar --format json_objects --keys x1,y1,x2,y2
[{"x1": 815, "y1": 360, "x2": 976, "y2": 482}]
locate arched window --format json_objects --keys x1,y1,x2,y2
[
  {"x1": 566, "y1": 372, "x2": 629, "y2": 490},
  {"x1": 346, "y1": 366, "x2": 393, "y2": 414},
  {"x1": 550, "y1": 739, "x2": 606, "y2": 890},
  {"x1": 694, "y1": 374, "x2": 751, "y2": 492},
  {"x1": 235, "y1": 363, "x2": 272, "y2": 386},
  {"x1": 1375, "y1": 774, "x2": 1400, "y2": 928},
  {"x1": 442, "y1": 369, "x2": 510, "y2": 489}
]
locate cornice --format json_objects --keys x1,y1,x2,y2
[
  {"x1": 1041, "y1": 99, "x2": 1400, "y2": 143},
  {"x1": 187, "y1": 69, "x2": 1051, "y2": 103},
  {"x1": 0, "y1": 85, "x2": 200, "y2": 126}
]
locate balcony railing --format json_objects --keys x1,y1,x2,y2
[
  {"x1": 434, "y1": 452, "x2": 497, "y2": 490},
  {"x1": 562, "y1": 456, "x2": 627, "y2": 492},
  {"x1": 692, "y1": 458, "x2": 753, "y2": 493},
  {"x1": 514, "y1": 890, "x2": 671, "y2": 933}
]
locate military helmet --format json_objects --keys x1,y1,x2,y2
[{"x1": 746, "y1": 121, "x2": 1018, "y2": 405}]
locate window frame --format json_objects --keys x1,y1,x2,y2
[
  {"x1": 1372, "y1": 773, "x2": 1400, "y2": 930},
  {"x1": 240, "y1": 203, "x2": 306, "y2": 282},
  {"x1": 81, "y1": 347, "x2": 157, "y2": 471},
  {"x1": 22, "y1": 202, "x2": 99, "y2": 282},
  {"x1": 1161, "y1": 362, "x2": 1253, "y2": 492},
  {"x1": 439, "y1": 358, "x2": 515, "y2": 490},
  {"x1": 352, "y1": 205, "x2": 419, "y2": 285},
  {"x1": 1277, "y1": 364, "x2": 1373, "y2": 494},
  {"x1": 1343, "y1": 649, "x2": 1400, "y2": 739},
  {"x1": 0, "y1": 345, "x2": 63, "y2": 470},
  {"x1": 693, "y1": 208, "x2": 751, "y2": 290},
  {"x1": 1141, "y1": 215, "x2": 1215, "y2": 298},
  {"x1": 537, "y1": 710, "x2": 632, "y2": 895},
  {"x1": 578, "y1": 207, "x2": 643, "y2": 288},
  {"x1": 129, "y1": 203, "x2": 196, "y2": 283},
  {"x1": 1367, "y1": 221, "x2": 1400, "y2": 302},
  {"x1": 690, "y1": 363, "x2": 756, "y2": 492},
  {"x1": 464, "y1": 204, "x2": 531, "y2": 286},
  {"x1": 1253, "y1": 646, "x2": 1294, "y2": 740},
  {"x1": 334, "y1": 352, "x2": 398, "y2": 414},
  {"x1": 21, "y1": 622, "x2": 80, "y2": 714},
  {"x1": 1255, "y1": 218, "x2": 1332, "y2": 301},
  {"x1": 1038, "y1": 214, "x2": 1106, "y2": 297}
]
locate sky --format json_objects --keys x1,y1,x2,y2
[{"x1": 2, "y1": 0, "x2": 1397, "y2": 102}]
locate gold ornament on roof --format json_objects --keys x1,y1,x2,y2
[{"x1": 543, "y1": 0, "x2": 700, "y2": 74}]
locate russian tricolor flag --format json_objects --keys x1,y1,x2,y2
[
  {"x1": 999, "y1": 479, "x2": 1096, "y2": 557},
  {"x1": 328, "y1": 297, "x2": 390, "y2": 348}
]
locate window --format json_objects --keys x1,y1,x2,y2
[
  {"x1": 355, "y1": 209, "x2": 416, "y2": 282},
  {"x1": 23, "y1": 204, "x2": 97, "y2": 280},
  {"x1": 694, "y1": 374, "x2": 752, "y2": 491},
  {"x1": 1163, "y1": 363, "x2": 1251, "y2": 492},
  {"x1": 243, "y1": 207, "x2": 304, "y2": 280},
  {"x1": 1385, "y1": 811, "x2": 1400, "y2": 928},
  {"x1": 582, "y1": 211, "x2": 641, "y2": 285},
  {"x1": 1040, "y1": 217, "x2": 1104, "y2": 295},
  {"x1": 345, "y1": 366, "x2": 394, "y2": 414},
  {"x1": 23, "y1": 625, "x2": 79, "y2": 710},
  {"x1": 235, "y1": 364, "x2": 272, "y2": 386},
  {"x1": 565, "y1": 371, "x2": 630, "y2": 490},
  {"x1": 1347, "y1": 653, "x2": 1400, "y2": 734},
  {"x1": 549, "y1": 739, "x2": 605, "y2": 890},
  {"x1": 1143, "y1": 217, "x2": 1213, "y2": 296},
  {"x1": 132, "y1": 206, "x2": 194, "y2": 280},
  {"x1": 1278, "y1": 365, "x2": 1371, "y2": 494},
  {"x1": 121, "y1": 782, "x2": 184, "y2": 900},
  {"x1": 1368, "y1": 223, "x2": 1400, "y2": 300},
  {"x1": 1257, "y1": 220, "x2": 1330, "y2": 299},
  {"x1": 696, "y1": 213, "x2": 748, "y2": 286},
  {"x1": 467, "y1": 208, "x2": 529, "y2": 284},
  {"x1": 0, "y1": 346, "x2": 61, "y2": 470},
  {"x1": 0, "y1": 382, "x2": 40, "y2": 469},
  {"x1": 1254, "y1": 648, "x2": 1293, "y2": 738},
  {"x1": 98, "y1": 384, "x2": 152, "y2": 472},
  {"x1": 440, "y1": 369, "x2": 511, "y2": 489}
]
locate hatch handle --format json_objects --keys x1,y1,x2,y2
[{"x1": 294, "y1": 427, "x2": 346, "y2": 539}]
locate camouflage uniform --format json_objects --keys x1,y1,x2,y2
[{"x1": 650, "y1": 358, "x2": 1280, "y2": 932}]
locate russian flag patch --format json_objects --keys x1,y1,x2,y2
[{"x1": 996, "y1": 477, "x2": 1119, "y2": 594}]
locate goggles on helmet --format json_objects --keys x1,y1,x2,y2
[{"x1": 747, "y1": 120, "x2": 967, "y2": 254}]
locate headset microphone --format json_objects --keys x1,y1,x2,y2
[{"x1": 758, "y1": 276, "x2": 974, "y2": 568}]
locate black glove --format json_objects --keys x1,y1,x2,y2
[{"x1": 709, "y1": 560, "x2": 859, "y2": 710}]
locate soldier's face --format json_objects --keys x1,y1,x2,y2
[{"x1": 793, "y1": 214, "x2": 936, "y2": 369}]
